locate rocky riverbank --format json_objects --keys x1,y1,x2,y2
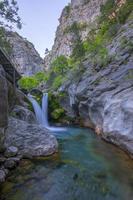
[{"x1": 0, "y1": 64, "x2": 58, "y2": 183}]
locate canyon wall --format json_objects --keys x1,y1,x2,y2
[
  {"x1": 44, "y1": 0, "x2": 133, "y2": 157},
  {"x1": 6, "y1": 31, "x2": 44, "y2": 76}
]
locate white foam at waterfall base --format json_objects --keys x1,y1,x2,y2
[{"x1": 28, "y1": 93, "x2": 66, "y2": 132}]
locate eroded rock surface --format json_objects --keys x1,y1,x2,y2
[
  {"x1": 59, "y1": 21, "x2": 133, "y2": 156},
  {"x1": 5, "y1": 117, "x2": 58, "y2": 157},
  {"x1": 6, "y1": 31, "x2": 44, "y2": 75}
]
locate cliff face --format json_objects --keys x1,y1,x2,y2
[
  {"x1": 6, "y1": 31, "x2": 44, "y2": 76},
  {"x1": 44, "y1": 0, "x2": 107, "y2": 69},
  {"x1": 44, "y1": 0, "x2": 133, "y2": 157},
  {"x1": 0, "y1": 63, "x2": 57, "y2": 182}
]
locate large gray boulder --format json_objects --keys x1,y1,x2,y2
[
  {"x1": 12, "y1": 105, "x2": 37, "y2": 124},
  {"x1": 4, "y1": 117, "x2": 58, "y2": 157}
]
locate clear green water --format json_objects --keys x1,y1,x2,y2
[{"x1": 1, "y1": 127, "x2": 133, "y2": 200}]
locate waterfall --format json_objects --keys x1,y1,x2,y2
[
  {"x1": 28, "y1": 93, "x2": 66, "y2": 132},
  {"x1": 28, "y1": 95, "x2": 44, "y2": 125},
  {"x1": 42, "y1": 93, "x2": 49, "y2": 127}
]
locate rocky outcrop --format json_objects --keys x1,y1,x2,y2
[
  {"x1": 44, "y1": 0, "x2": 107, "y2": 69},
  {"x1": 6, "y1": 31, "x2": 44, "y2": 75},
  {"x1": 4, "y1": 117, "x2": 58, "y2": 158},
  {"x1": 44, "y1": 0, "x2": 133, "y2": 157},
  {"x1": 59, "y1": 19, "x2": 133, "y2": 157},
  {"x1": 0, "y1": 55, "x2": 58, "y2": 183},
  {"x1": 12, "y1": 105, "x2": 37, "y2": 124}
]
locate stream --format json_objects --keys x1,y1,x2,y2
[{"x1": 0, "y1": 127, "x2": 133, "y2": 200}]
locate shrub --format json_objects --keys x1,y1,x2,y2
[
  {"x1": 48, "y1": 92, "x2": 65, "y2": 121},
  {"x1": 34, "y1": 72, "x2": 48, "y2": 82},
  {"x1": 52, "y1": 75, "x2": 64, "y2": 90},
  {"x1": 51, "y1": 108, "x2": 65, "y2": 120},
  {"x1": 117, "y1": 0, "x2": 133, "y2": 24},
  {"x1": 18, "y1": 76, "x2": 39, "y2": 90},
  {"x1": 72, "y1": 39, "x2": 85, "y2": 61},
  {"x1": 64, "y1": 4, "x2": 71, "y2": 16},
  {"x1": 100, "y1": 0, "x2": 115, "y2": 21},
  {"x1": 18, "y1": 71, "x2": 50, "y2": 91},
  {"x1": 51, "y1": 55, "x2": 69, "y2": 75}
]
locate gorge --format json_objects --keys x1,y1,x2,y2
[{"x1": 0, "y1": 0, "x2": 133, "y2": 199}]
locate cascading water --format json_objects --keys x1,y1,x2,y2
[
  {"x1": 42, "y1": 93, "x2": 49, "y2": 127},
  {"x1": 28, "y1": 93, "x2": 66, "y2": 132},
  {"x1": 28, "y1": 95, "x2": 44, "y2": 125}
]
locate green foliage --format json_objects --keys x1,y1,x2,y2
[
  {"x1": 18, "y1": 71, "x2": 50, "y2": 91},
  {"x1": 34, "y1": 72, "x2": 49, "y2": 82},
  {"x1": 52, "y1": 75, "x2": 64, "y2": 90},
  {"x1": 120, "y1": 36, "x2": 133, "y2": 53},
  {"x1": 64, "y1": 3, "x2": 71, "y2": 17},
  {"x1": 51, "y1": 108, "x2": 65, "y2": 120},
  {"x1": 0, "y1": 0, "x2": 22, "y2": 29},
  {"x1": 51, "y1": 55, "x2": 69, "y2": 75},
  {"x1": 117, "y1": 0, "x2": 133, "y2": 24},
  {"x1": 100, "y1": 0, "x2": 133, "y2": 24},
  {"x1": 18, "y1": 76, "x2": 39, "y2": 90},
  {"x1": 64, "y1": 22, "x2": 87, "y2": 34},
  {"x1": 100, "y1": 0, "x2": 115, "y2": 21},
  {"x1": 48, "y1": 92, "x2": 66, "y2": 122},
  {"x1": 72, "y1": 39, "x2": 85, "y2": 61},
  {"x1": 64, "y1": 22, "x2": 86, "y2": 61}
]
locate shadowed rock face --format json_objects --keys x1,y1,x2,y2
[
  {"x1": 0, "y1": 65, "x2": 8, "y2": 152},
  {"x1": 6, "y1": 31, "x2": 44, "y2": 76},
  {"x1": 12, "y1": 105, "x2": 37, "y2": 124},
  {"x1": 59, "y1": 19, "x2": 133, "y2": 156},
  {"x1": 0, "y1": 60, "x2": 57, "y2": 182},
  {"x1": 0, "y1": 65, "x2": 8, "y2": 128},
  {"x1": 4, "y1": 117, "x2": 58, "y2": 158}
]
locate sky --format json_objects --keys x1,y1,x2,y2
[{"x1": 16, "y1": 0, "x2": 70, "y2": 58}]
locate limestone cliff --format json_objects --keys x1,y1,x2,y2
[
  {"x1": 44, "y1": 0, "x2": 107, "y2": 69},
  {"x1": 44, "y1": 0, "x2": 133, "y2": 157},
  {"x1": 6, "y1": 31, "x2": 44, "y2": 76}
]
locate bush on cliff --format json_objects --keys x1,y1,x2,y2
[
  {"x1": 18, "y1": 72, "x2": 48, "y2": 91},
  {"x1": 18, "y1": 76, "x2": 39, "y2": 90},
  {"x1": 48, "y1": 92, "x2": 66, "y2": 122}
]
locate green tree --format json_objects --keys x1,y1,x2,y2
[
  {"x1": 0, "y1": 0, "x2": 22, "y2": 29},
  {"x1": 51, "y1": 55, "x2": 69, "y2": 75},
  {"x1": 0, "y1": 0, "x2": 22, "y2": 53}
]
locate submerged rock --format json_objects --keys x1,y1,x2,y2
[{"x1": 4, "y1": 117, "x2": 58, "y2": 157}]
